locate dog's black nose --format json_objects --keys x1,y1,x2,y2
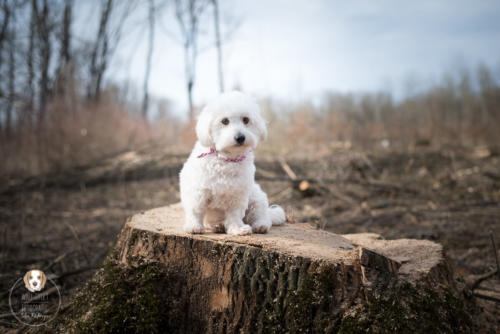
[{"x1": 235, "y1": 133, "x2": 245, "y2": 145}]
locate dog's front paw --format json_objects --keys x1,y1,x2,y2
[
  {"x1": 226, "y1": 224, "x2": 253, "y2": 235},
  {"x1": 183, "y1": 222, "x2": 205, "y2": 234},
  {"x1": 252, "y1": 220, "x2": 271, "y2": 233}
]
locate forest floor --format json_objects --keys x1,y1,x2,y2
[{"x1": 0, "y1": 144, "x2": 499, "y2": 332}]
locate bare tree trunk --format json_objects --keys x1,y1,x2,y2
[
  {"x1": 88, "y1": 0, "x2": 113, "y2": 101},
  {"x1": 35, "y1": 0, "x2": 51, "y2": 125},
  {"x1": 0, "y1": 0, "x2": 10, "y2": 70},
  {"x1": 184, "y1": 42, "x2": 194, "y2": 120},
  {"x1": 26, "y1": 0, "x2": 36, "y2": 126},
  {"x1": 141, "y1": 0, "x2": 155, "y2": 119},
  {"x1": 56, "y1": 0, "x2": 73, "y2": 96},
  {"x1": 6, "y1": 13, "x2": 15, "y2": 137},
  {"x1": 0, "y1": 1, "x2": 11, "y2": 134},
  {"x1": 174, "y1": 0, "x2": 207, "y2": 121},
  {"x1": 60, "y1": 0, "x2": 72, "y2": 64},
  {"x1": 212, "y1": 0, "x2": 224, "y2": 92}
]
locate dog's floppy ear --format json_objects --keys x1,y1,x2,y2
[
  {"x1": 23, "y1": 271, "x2": 31, "y2": 289},
  {"x1": 40, "y1": 271, "x2": 47, "y2": 289},
  {"x1": 253, "y1": 108, "x2": 268, "y2": 142},
  {"x1": 195, "y1": 107, "x2": 214, "y2": 147}
]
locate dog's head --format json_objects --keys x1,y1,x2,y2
[
  {"x1": 23, "y1": 270, "x2": 46, "y2": 293},
  {"x1": 196, "y1": 91, "x2": 267, "y2": 154}
]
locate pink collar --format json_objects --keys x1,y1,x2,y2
[{"x1": 197, "y1": 147, "x2": 249, "y2": 163}]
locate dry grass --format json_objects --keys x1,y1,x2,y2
[
  {"x1": 2, "y1": 66, "x2": 499, "y2": 179},
  {"x1": 257, "y1": 66, "x2": 500, "y2": 155},
  {"x1": 0, "y1": 97, "x2": 182, "y2": 178}
]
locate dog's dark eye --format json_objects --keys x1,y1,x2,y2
[
  {"x1": 242, "y1": 117, "x2": 250, "y2": 124},
  {"x1": 221, "y1": 118, "x2": 229, "y2": 125}
]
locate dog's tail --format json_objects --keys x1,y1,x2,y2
[{"x1": 269, "y1": 204, "x2": 286, "y2": 225}]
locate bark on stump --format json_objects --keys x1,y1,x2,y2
[{"x1": 42, "y1": 203, "x2": 476, "y2": 333}]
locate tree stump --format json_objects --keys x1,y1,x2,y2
[{"x1": 42, "y1": 203, "x2": 477, "y2": 333}]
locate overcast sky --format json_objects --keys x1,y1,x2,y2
[{"x1": 105, "y1": 0, "x2": 500, "y2": 114}]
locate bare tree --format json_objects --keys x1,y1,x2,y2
[
  {"x1": 88, "y1": 0, "x2": 113, "y2": 101},
  {"x1": 5, "y1": 4, "x2": 15, "y2": 136},
  {"x1": 211, "y1": 0, "x2": 224, "y2": 92},
  {"x1": 87, "y1": 0, "x2": 136, "y2": 102},
  {"x1": 31, "y1": 0, "x2": 52, "y2": 123},
  {"x1": 55, "y1": 0, "x2": 73, "y2": 96},
  {"x1": 0, "y1": 1, "x2": 11, "y2": 71},
  {"x1": 174, "y1": 0, "x2": 208, "y2": 120},
  {"x1": 142, "y1": 0, "x2": 155, "y2": 118},
  {"x1": 26, "y1": 0, "x2": 36, "y2": 120},
  {"x1": 0, "y1": 1, "x2": 11, "y2": 134},
  {"x1": 59, "y1": 0, "x2": 72, "y2": 65}
]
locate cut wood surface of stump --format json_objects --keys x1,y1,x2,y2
[{"x1": 39, "y1": 203, "x2": 480, "y2": 334}]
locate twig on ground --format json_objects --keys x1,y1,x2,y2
[
  {"x1": 474, "y1": 292, "x2": 500, "y2": 303},
  {"x1": 477, "y1": 285, "x2": 500, "y2": 294},
  {"x1": 44, "y1": 249, "x2": 78, "y2": 271},
  {"x1": 327, "y1": 186, "x2": 356, "y2": 205},
  {"x1": 278, "y1": 157, "x2": 297, "y2": 180},
  {"x1": 16, "y1": 324, "x2": 28, "y2": 334},
  {"x1": 490, "y1": 231, "x2": 500, "y2": 279},
  {"x1": 64, "y1": 222, "x2": 91, "y2": 265},
  {"x1": 256, "y1": 175, "x2": 419, "y2": 194},
  {"x1": 468, "y1": 269, "x2": 498, "y2": 290},
  {"x1": 0, "y1": 313, "x2": 17, "y2": 320},
  {"x1": 268, "y1": 187, "x2": 293, "y2": 204},
  {"x1": 55, "y1": 266, "x2": 98, "y2": 280},
  {"x1": 3, "y1": 256, "x2": 54, "y2": 265}
]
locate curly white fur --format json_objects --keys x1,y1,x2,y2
[{"x1": 180, "y1": 91, "x2": 286, "y2": 235}]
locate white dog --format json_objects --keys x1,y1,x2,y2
[{"x1": 180, "y1": 91, "x2": 286, "y2": 235}]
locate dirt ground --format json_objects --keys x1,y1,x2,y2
[{"x1": 0, "y1": 145, "x2": 499, "y2": 332}]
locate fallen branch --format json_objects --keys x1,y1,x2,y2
[
  {"x1": 474, "y1": 292, "x2": 500, "y2": 303},
  {"x1": 0, "y1": 312, "x2": 17, "y2": 319},
  {"x1": 469, "y1": 233, "x2": 500, "y2": 290},
  {"x1": 467, "y1": 269, "x2": 498, "y2": 290},
  {"x1": 477, "y1": 285, "x2": 500, "y2": 294},
  {"x1": 490, "y1": 231, "x2": 500, "y2": 279},
  {"x1": 64, "y1": 222, "x2": 90, "y2": 265},
  {"x1": 55, "y1": 266, "x2": 98, "y2": 280},
  {"x1": 268, "y1": 186, "x2": 293, "y2": 204},
  {"x1": 16, "y1": 324, "x2": 28, "y2": 334},
  {"x1": 256, "y1": 175, "x2": 419, "y2": 194},
  {"x1": 277, "y1": 158, "x2": 320, "y2": 197},
  {"x1": 278, "y1": 157, "x2": 297, "y2": 180},
  {"x1": 44, "y1": 249, "x2": 78, "y2": 271}
]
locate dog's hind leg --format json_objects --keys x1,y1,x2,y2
[
  {"x1": 224, "y1": 209, "x2": 253, "y2": 235},
  {"x1": 244, "y1": 184, "x2": 273, "y2": 233}
]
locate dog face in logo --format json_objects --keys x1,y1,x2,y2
[{"x1": 23, "y1": 270, "x2": 46, "y2": 293}]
